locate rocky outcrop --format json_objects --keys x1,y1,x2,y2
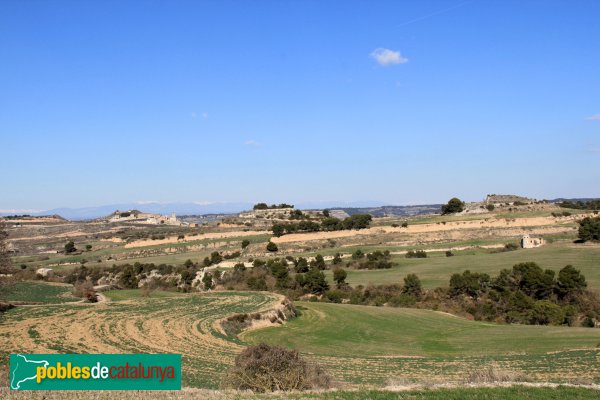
[
  {"x1": 36, "y1": 268, "x2": 54, "y2": 278},
  {"x1": 219, "y1": 297, "x2": 297, "y2": 337}
]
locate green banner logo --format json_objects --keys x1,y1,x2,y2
[{"x1": 10, "y1": 354, "x2": 181, "y2": 390}]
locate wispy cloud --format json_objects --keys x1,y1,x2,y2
[
  {"x1": 370, "y1": 48, "x2": 408, "y2": 66},
  {"x1": 191, "y1": 111, "x2": 209, "y2": 119},
  {"x1": 585, "y1": 114, "x2": 600, "y2": 121},
  {"x1": 244, "y1": 140, "x2": 260, "y2": 147},
  {"x1": 589, "y1": 147, "x2": 600, "y2": 153},
  {"x1": 193, "y1": 201, "x2": 214, "y2": 205}
]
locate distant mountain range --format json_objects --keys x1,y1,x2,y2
[
  {"x1": 0, "y1": 201, "x2": 388, "y2": 220},
  {"x1": 337, "y1": 204, "x2": 443, "y2": 217},
  {"x1": 3, "y1": 197, "x2": 597, "y2": 221}
]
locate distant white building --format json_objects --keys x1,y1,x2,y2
[{"x1": 521, "y1": 234, "x2": 545, "y2": 249}]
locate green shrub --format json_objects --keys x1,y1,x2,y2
[
  {"x1": 406, "y1": 250, "x2": 427, "y2": 258},
  {"x1": 266, "y1": 242, "x2": 278, "y2": 252},
  {"x1": 441, "y1": 197, "x2": 465, "y2": 214},
  {"x1": 578, "y1": 216, "x2": 600, "y2": 242}
]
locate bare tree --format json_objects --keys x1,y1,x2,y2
[{"x1": 0, "y1": 220, "x2": 11, "y2": 273}]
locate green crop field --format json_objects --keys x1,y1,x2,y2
[
  {"x1": 0, "y1": 281, "x2": 78, "y2": 304},
  {"x1": 2, "y1": 287, "x2": 600, "y2": 390},
  {"x1": 244, "y1": 302, "x2": 600, "y2": 385},
  {"x1": 325, "y1": 242, "x2": 600, "y2": 289},
  {"x1": 103, "y1": 289, "x2": 186, "y2": 301}
]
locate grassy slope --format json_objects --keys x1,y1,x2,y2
[
  {"x1": 103, "y1": 289, "x2": 186, "y2": 301},
  {"x1": 244, "y1": 302, "x2": 600, "y2": 385},
  {"x1": 325, "y1": 243, "x2": 600, "y2": 289},
  {"x1": 244, "y1": 302, "x2": 600, "y2": 357},
  {"x1": 0, "y1": 281, "x2": 78, "y2": 303}
]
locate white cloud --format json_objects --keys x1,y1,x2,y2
[
  {"x1": 191, "y1": 111, "x2": 209, "y2": 119},
  {"x1": 370, "y1": 48, "x2": 408, "y2": 66},
  {"x1": 585, "y1": 114, "x2": 600, "y2": 121},
  {"x1": 244, "y1": 140, "x2": 260, "y2": 146}
]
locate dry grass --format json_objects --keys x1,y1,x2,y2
[
  {"x1": 0, "y1": 387, "x2": 239, "y2": 400},
  {"x1": 465, "y1": 364, "x2": 530, "y2": 384}
]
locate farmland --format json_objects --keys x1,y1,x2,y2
[
  {"x1": 1, "y1": 286, "x2": 599, "y2": 391},
  {"x1": 0, "y1": 290, "x2": 280, "y2": 388},
  {"x1": 0, "y1": 281, "x2": 78, "y2": 304},
  {"x1": 324, "y1": 242, "x2": 600, "y2": 289},
  {"x1": 244, "y1": 302, "x2": 600, "y2": 385},
  {"x1": 2, "y1": 200, "x2": 600, "y2": 395}
]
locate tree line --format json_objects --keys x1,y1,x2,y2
[
  {"x1": 559, "y1": 199, "x2": 600, "y2": 211},
  {"x1": 253, "y1": 203, "x2": 294, "y2": 210},
  {"x1": 272, "y1": 214, "x2": 372, "y2": 237}
]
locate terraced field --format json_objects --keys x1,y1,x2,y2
[
  {"x1": 324, "y1": 242, "x2": 600, "y2": 289},
  {"x1": 244, "y1": 302, "x2": 600, "y2": 385},
  {"x1": 2, "y1": 284, "x2": 600, "y2": 389},
  {"x1": 0, "y1": 291, "x2": 280, "y2": 388}
]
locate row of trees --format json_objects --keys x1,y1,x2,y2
[
  {"x1": 559, "y1": 199, "x2": 600, "y2": 211},
  {"x1": 253, "y1": 203, "x2": 294, "y2": 210},
  {"x1": 272, "y1": 214, "x2": 372, "y2": 237},
  {"x1": 447, "y1": 263, "x2": 593, "y2": 325}
]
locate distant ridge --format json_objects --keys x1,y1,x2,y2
[
  {"x1": 0, "y1": 202, "x2": 253, "y2": 221},
  {"x1": 0, "y1": 201, "x2": 387, "y2": 220},
  {"x1": 3, "y1": 196, "x2": 595, "y2": 220}
]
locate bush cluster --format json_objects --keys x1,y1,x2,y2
[
  {"x1": 559, "y1": 199, "x2": 600, "y2": 210},
  {"x1": 578, "y1": 216, "x2": 600, "y2": 242},
  {"x1": 222, "y1": 343, "x2": 330, "y2": 392},
  {"x1": 447, "y1": 263, "x2": 596, "y2": 325},
  {"x1": 272, "y1": 214, "x2": 372, "y2": 237},
  {"x1": 346, "y1": 250, "x2": 396, "y2": 269},
  {"x1": 405, "y1": 250, "x2": 427, "y2": 258}
]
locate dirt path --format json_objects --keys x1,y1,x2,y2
[{"x1": 120, "y1": 230, "x2": 269, "y2": 248}]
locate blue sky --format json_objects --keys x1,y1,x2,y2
[{"x1": 1, "y1": 0, "x2": 599, "y2": 211}]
